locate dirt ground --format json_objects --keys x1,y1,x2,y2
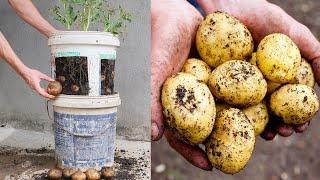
[{"x1": 151, "y1": 0, "x2": 320, "y2": 180}]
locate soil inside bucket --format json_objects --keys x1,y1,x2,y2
[
  {"x1": 55, "y1": 57, "x2": 89, "y2": 95},
  {"x1": 101, "y1": 59, "x2": 115, "y2": 95}
]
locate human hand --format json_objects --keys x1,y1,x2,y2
[
  {"x1": 21, "y1": 68, "x2": 55, "y2": 99},
  {"x1": 151, "y1": 0, "x2": 213, "y2": 170},
  {"x1": 197, "y1": 0, "x2": 320, "y2": 140}
]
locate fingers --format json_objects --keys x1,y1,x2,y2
[
  {"x1": 34, "y1": 84, "x2": 55, "y2": 99},
  {"x1": 312, "y1": 58, "x2": 320, "y2": 85},
  {"x1": 165, "y1": 130, "x2": 213, "y2": 171},
  {"x1": 39, "y1": 72, "x2": 55, "y2": 82},
  {"x1": 294, "y1": 121, "x2": 310, "y2": 133},
  {"x1": 151, "y1": 101, "x2": 165, "y2": 141},
  {"x1": 276, "y1": 123, "x2": 294, "y2": 137}
]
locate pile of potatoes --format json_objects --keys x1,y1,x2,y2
[
  {"x1": 161, "y1": 12, "x2": 319, "y2": 174},
  {"x1": 48, "y1": 166, "x2": 115, "y2": 180}
]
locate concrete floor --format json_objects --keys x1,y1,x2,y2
[{"x1": 0, "y1": 127, "x2": 151, "y2": 180}]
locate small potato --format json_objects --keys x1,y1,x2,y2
[
  {"x1": 208, "y1": 60, "x2": 267, "y2": 107},
  {"x1": 62, "y1": 168, "x2": 78, "y2": 178},
  {"x1": 290, "y1": 58, "x2": 315, "y2": 87},
  {"x1": 215, "y1": 103, "x2": 231, "y2": 114},
  {"x1": 196, "y1": 12, "x2": 254, "y2": 68},
  {"x1": 85, "y1": 168, "x2": 100, "y2": 180},
  {"x1": 206, "y1": 108, "x2": 255, "y2": 174},
  {"x1": 270, "y1": 84, "x2": 319, "y2": 125},
  {"x1": 256, "y1": 33, "x2": 302, "y2": 83},
  {"x1": 181, "y1": 58, "x2": 212, "y2": 83},
  {"x1": 48, "y1": 168, "x2": 62, "y2": 180},
  {"x1": 47, "y1": 81, "x2": 62, "y2": 96},
  {"x1": 249, "y1": 52, "x2": 257, "y2": 66},
  {"x1": 162, "y1": 73, "x2": 216, "y2": 145},
  {"x1": 267, "y1": 80, "x2": 282, "y2": 95},
  {"x1": 242, "y1": 102, "x2": 269, "y2": 136},
  {"x1": 71, "y1": 170, "x2": 86, "y2": 180},
  {"x1": 101, "y1": 167, "x2": 116, "y2": 179}
]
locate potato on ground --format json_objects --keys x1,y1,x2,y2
[
  {"x1": 196, "y1": 12, "x2": 254, "y2": 68},
  {"x1": 256, "y1": 33, "x2": 302, "y2": 83},
  {"x1": 182, "y1": 58, "x2": 212, "y2": 83},
  {"x1": 208, "y1": 60, "x2": 267, "y2": 107},
  {"x1": 270, "y1": 84, "x2": 319, "y2": 125},
  {"x1": 162, "y1": 73, "x2": 216, "y2": 145},
  {"x1": 290, "y1": 58, "x2": 315, "y2": 87},
  {"x1": 206, "y1": 108, "x2": 255, "y2": 174},
  {"x1": 242, "y1": 102, "x2": 269, "y2": 136}
]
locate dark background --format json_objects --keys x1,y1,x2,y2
[{"x1": 152, "y1": 0, "x2": 320, "y2": 179}]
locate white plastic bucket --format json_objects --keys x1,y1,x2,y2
[
  {"x1": 51, "y1": 94, "x2": 121, "y2": 170},
  {"x1": 48, "y1": 31, "x2": 120, "y2": 96}
]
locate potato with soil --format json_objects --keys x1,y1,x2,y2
[
  {"x1": 48, "y1": 168, "x2": 62, "y2": 180},
  {"x1": 181, "y1": 58, "x2": 212, "y2": 83},
  {"x1": 242, "y1": 102, "x2": 269, "y2": 136},
  {"x1": 256, "y1": 33, "x2": 302, "y2": 83},
  {"x1": 290, "y1": 58, "x2": 315, "y2": 87},
  {"x1": 266, "y1": 80, "x2": 282, "y2": 95},
  {"x1": 162, "y1": 73, "x2": 216, "y2": 145},
  {"x1": 270, "y1": 84, "x2": 319, "y2": 125},
  {"x1": 71, "y1": 170, "x2": 86, "y2": 180},
  {"x1": 196, "y1": 12, "x2": 254, "y2": 68},
  {"x1": 85, "y1": 168, "x2": 100, "y2": 180},
  {"x1": 47, "y1": 81, "x2": 62, "y2": 96},
  {"x1": 206, "y1": 108, "x2": 255, "y2": 174},
  {"x1": 249, "y1": 52, "x2": 257, "y2": 66},
  {"x1": 208, "y1": 60, "x2": 267, "y2": 107}
]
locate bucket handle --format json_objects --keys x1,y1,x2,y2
[
  {"x1": 46, "y1": 100, "x2": 53, "y2": 121},
  {"x1": 53, "y1": 121, "x2": 112, "y2": 137}
]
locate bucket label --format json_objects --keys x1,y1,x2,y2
[
  {"x1": 100, "y1": 52, "x2": 116, "y2": 60},
  {"x1": 56, "y1": 52, "x2": 81, "y2": 57},
  {"x1": 53, "y1": 112, "x2": 117, "y2": 169}
]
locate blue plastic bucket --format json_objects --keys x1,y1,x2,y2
[{"x1": 51, "y1": 94, "x2": 121, "y2": 171}]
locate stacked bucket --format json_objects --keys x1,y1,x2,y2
[{"x1": 48, "y1": 31, "x2": 121, "y2": 171}]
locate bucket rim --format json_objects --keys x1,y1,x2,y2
[
  {"x1": 51, "y1": 93, "x2": 121, "y2": 108},
  {"x1": 48, "y1": 31, "x2": 120, "y2": 47}
]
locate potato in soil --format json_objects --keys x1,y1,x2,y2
[
  {"x1": 206, "y1": 108, "x2": 255, "y2": 174},
  {"x1": 270, "y1": 84, "x2": 319, "y2": 125},
  {"x1": 162, "y1": 73, "x2": 216, "y2": 145},
  {"x1": 242, "y1": 102, "x2": 269, "y2": 136},
  {"x1": 289, "y1": 58, "x2": 315, "y2": 87},
  {"x1": 71, "y1": 170, "x2": 86, "y2": 180},
  {"x1": 182, "y1": 58, "x2": 212, "y2": 84},
  {"x1": 196, "y1": 12, "x2": 254, "y2": 68},
  {"x1": 208, "y1": 60, "x2": 267, "y2": 107},
  {"x1": 48, "y1": 168, "x2": 62, "y2": 180},
  {"x1": 256, "y1": 33, "x2": 301, "y2": 83},
  {"x1": 85, "y1": 168, "x2": 100, "y2": 180}
]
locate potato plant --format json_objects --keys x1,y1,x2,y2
[{"x1": 50, "y1": 0, "x2": 132, "y2": 34}]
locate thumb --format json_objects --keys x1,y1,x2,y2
[
  {"x1": 40, "y1": 72, "x2": 55, "y2": 82},
  {"x1": 151, "y1": 99, "x2": 165, "y2": 141},
  {"x1": 312, "y1": 57, "x2": 320, "y2": 85}
]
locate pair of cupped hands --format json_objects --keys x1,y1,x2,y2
[{"x1": 151, "y1": 0, "x2": 320, "y2": 170}]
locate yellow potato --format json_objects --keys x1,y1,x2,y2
[
  {"x1": 206, "y1": 108, "x2": 255, "y2": 174},
  {"x1": 266, "y1": 80, "x2": 282, "y2": 95},
  {"x1": 182, "y1": 58, "x2": 212, "y2": 83},
  {"x1": 290, "y1": 58, "x2": 315, "y2": 87},
  {"x1": 242, "y1": 102, "x2": 269, "y2": 136},
  {"x1": 256, "y1": 33, "x2": 302, "y2": 83},
  {"x1": 270, "y1": 84, "x2": 319, "y2": 125},
  {"x1": 162, "y1": 73, "x2": 216, "y2": 145},
  {"x1": 196, "y1": 12, "x2": 254, "y2": 68},
  {"x1": 208, "y1": 60, "x2": 267, "y2": 107},
  {"x1": 215, "y1": 102, "x2": 232, "y2": 113},
  {"x1": 249, "y1": 52, "x2": 257, "y2": 66}
]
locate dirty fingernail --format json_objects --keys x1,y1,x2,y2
[{"x1": 151, "y1": 123, "x2": 159, "y2": 141}]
